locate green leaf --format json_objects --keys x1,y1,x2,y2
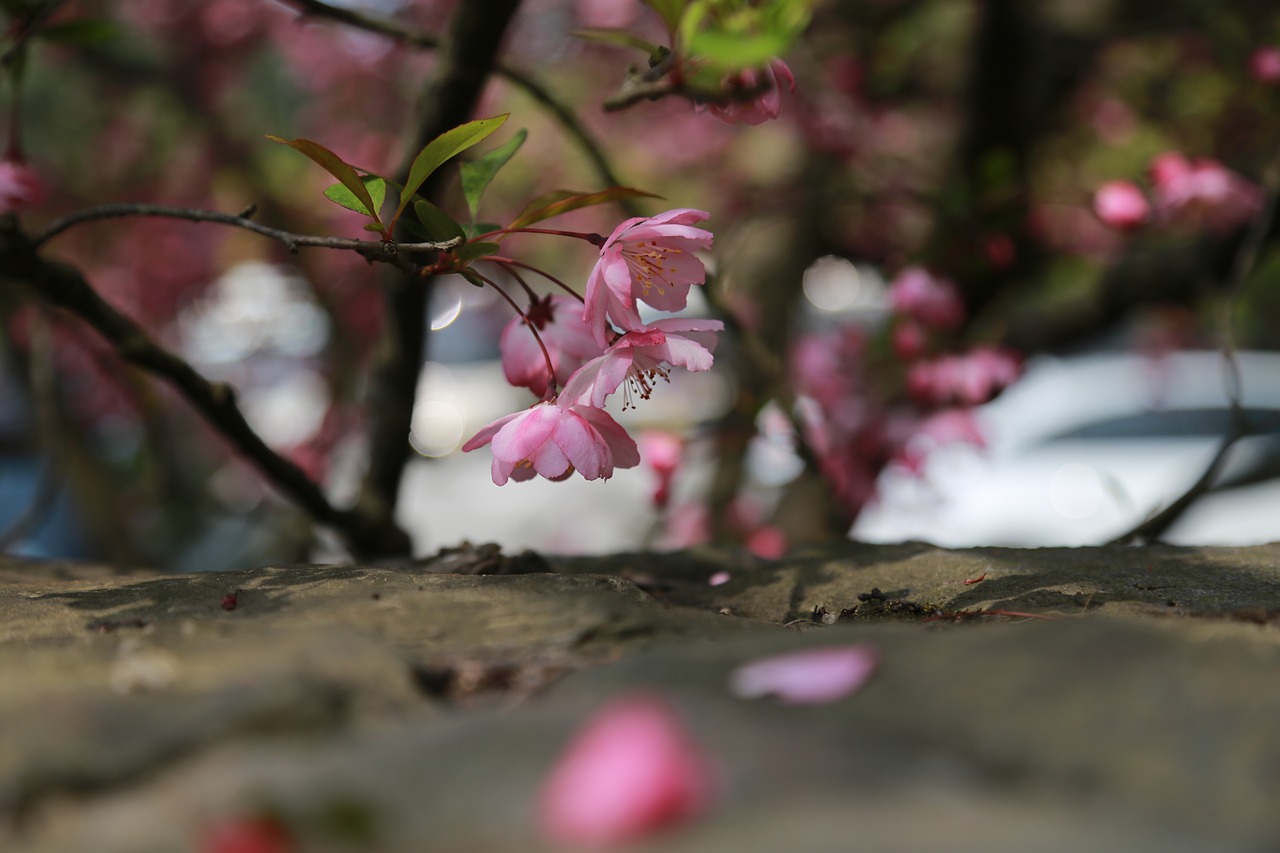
[
  {"x1": 266, "y1": 135, "x2": 382, "y2": 226},
  {"x1": 453, "y1": 241, "x2": 502, "y2": 263},
  {"x1": 37, "y1": 18, "x2": 117, "y2": 45},
  {"x1": 459, "y1": 129, "x2": 526, "y2": 221},
  {"x1": 509, "y1": 187, "x2": 662, "y2": 229},
  {"x1": 323, "y1": 175, "x2": 387, "y2": 219},
  {"x1": 572, "y1": 28, "x2": 663, "y2": 55},
  {"x1": 392, "y1": 114, "x2": 509, "y2": 228},
  {"x1": 459, "y1": 268, "x2": 488, "y2": 288},
  {"x1": 644, "y1": 0, "x2": 686, "y2": 35},
  {"x1": 413, "y1": 199, "x2": 466, "y2": 243},
  {"x1": 688, "y1": 29, "x2": 788, "y2": 71}
]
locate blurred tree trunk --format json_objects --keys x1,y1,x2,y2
[{"x1": 356, "y1": 0, "x2": 523, "y2": 556}]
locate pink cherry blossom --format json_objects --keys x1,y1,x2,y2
[
  {"x1": 1250, "y1": 46, "x2": 1280, "y2": 84},
  {"x1": 704, "y1": 59, "x2": 796, "y2": 126},
  {"x1": 461, "y1": 401, "x2": 639, "y2": 485},
  {"x1": 729, "y1": 644, "x2": 878, "y2": 705},
  {"x1": 538, "y1": 694, "x2": 716, "y2": 847},
  {"x1": 500, "y1": 294, "x2": 603, "y2": 398},
  {"x1": 1092, "y1": 180, "x2": 1150, "y2": 231},
  {"x1": 560, "y1": 318, "x2": 724, "y2": 409},
  {"x1": 1149, "y1": 151, "x2": 1263, "y2": 233},
  {"x1": 887, "y1": 267, "x2": 965, "y2": 331},
  {"x1": 906, "y1": 347, "x2": 1020, "y2": 406},
  {"x1": 583, "y1": 209, "x2": 713, "y2": 346},
  {"x1": 0, "y1": 160, "x2": 45, "y2": 214}
]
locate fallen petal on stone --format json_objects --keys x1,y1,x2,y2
[
  {"x1": 538, "y1": 693, "x2": 715, "y2": 847},
  {"x1": 729, "y1": 644, "x2": 879, "y2": 705}
]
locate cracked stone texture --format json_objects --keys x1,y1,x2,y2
[{"x1": 3, "y1": 543, "x2": 1280, "y2": 851}]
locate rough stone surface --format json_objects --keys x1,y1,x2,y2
[{"x1": 2, "y1": 543, "x2": 1280, "y2": 851}]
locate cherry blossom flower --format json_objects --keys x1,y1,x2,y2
[
  {"x1": 538, "y1": 694, "x2": 716, "y2": 847},
  {"x1": 906, "y1": 347, "x2": 1020, "y2": 406},
  {"x1": 1092, "y1": 180, "x2": 1150, "y2": 231},
  {"x1": 0, "y1": 160, "x2": 44, "y2": 214},
  {"x1": 1250, "y1": 46, "x2": 1280, "y2": 84},
  {"x1": 583, "y1": 209, "x2": 713, "y2": 346},
  {"x1": 500, "y1": 294, "x2": 603, "y2": 398},
  {"x1": 1149, "y1": 151, "x2": 1262, "y2": 233},
  {"x1": 887, "y1": 267, "x2": 965, "y2": 331},
  {"x1": 703, "y1": 59, "x2": 796, "y2": 126},
  {"x1": 461, "y1": 401, "x2": 639, "y2": 485},
  {"x1": 559, "y1": 318, "x2": 724, "y2": 409},
  {"x1": 729, "y1": 644, "x2": 878, "y2": 705}
]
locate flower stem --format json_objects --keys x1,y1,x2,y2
[
  {"x1": 476, "y1": 272, "x2": 559, "y2": 395},
  {"x1": 486, "y1": 257, "x2": 585, "y2": 303},
  {"x1": 474, "y1": 226, "x2": 604, "y2": 244}
]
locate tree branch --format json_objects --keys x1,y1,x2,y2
[
  {"x1": 0, "y1": 222, "x2": 412, "y2": 558},
  {"x1": 34, "y1": 203, "x2": 459, "y2": 271},
  {"x1": 1110, "y1": 157, "x2": 1280, "y2": 545}
]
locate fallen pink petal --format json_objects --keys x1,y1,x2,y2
[
  {"x1": 538, "y1": 694, "x2": 716, "y2": 848},
  {"x1": 729, "y1": 644, "x2": 879, "y2": 705}
]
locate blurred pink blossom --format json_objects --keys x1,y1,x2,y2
[
  {"x1": 575, "y1": 0, "x2": 640, "y2": 28},
  {"x1": 891, "y1": 319, "x2": 928, "y2": 361},
  {"x1": 0, "y1": 160, "x2": 44, "y2": 214},
  {"x1": 200, "y1": 816, "x2": 295, "y2": 853},
  {"x1": 1149, "y1": 151, "x2": 1263, "y2": 233},
  {"x1": 1092, "y1": 180, "x2": 1150, "y2": 231},
  {"x1": 641, "y1": 431, "x2": 684, "y2": 509},
  {"x1": 500, "y1": 295, "x2": 602, "y2": 398},
  {"x1": 729, "y1": 644, "x2": 878, "y2": 704},
  {"x1": 906, "y1": 347, "x2": 1021, "y2": 406},
  {"x1": 583, "y1": 209, "x2": 714, "y2": 345},
  {"x1": 538, "y1": 694, "x2": 716, "y2": 847},
  {"x1": 703, "y1": 59, "x2": 796, "y2": 126},
  {"x1": 462, "y1": 401, "x2": 639, "y2": 485},
  {"x1": 1250, "y1": 47, "x2": 1280, "y2": 84},
  {"x1": 887, "y1": 267, "x2": 965, "y2": 331}
]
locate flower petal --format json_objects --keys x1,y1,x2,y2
[
  {"x1": 729, "y1": 644, "x2": 879, "y2": 705},
  {"x1": 538, "y1": 694, "x2": 716, "y2": 847}
]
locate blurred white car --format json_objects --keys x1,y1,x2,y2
[{"x1": 853, "y1": 350, "x2": 1280, "y2": 547}]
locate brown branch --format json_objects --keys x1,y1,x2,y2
[
  {"x1": 33, "y1": 203, "x2": 459, "y2": 271},
  {"x1": 0, "y1": 223, "x2": 412, "y2": 558},
  {"x1": 1110, "y1": 158, "x2": 1280, "y2": 546}
]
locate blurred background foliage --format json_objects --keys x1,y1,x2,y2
[{"x1": 2, "y1": 0, "x2": 1279, "y2": 568}]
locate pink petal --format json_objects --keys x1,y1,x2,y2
[
  {"x1": 729, "y1": 644, "x2": 879, "y2": 705},
  {"x1": 575, "y1": 405, "x2": 640, "y2": 470},
  {"x1": 538, "y1": 694, "x2": 716, "y2": 847},
  {"x1": 460, "y1": 410, "x2": 522, "y2": 453},
  {"x1": 551, "y1": 409, "x2": 609, "y2": 480},
  {"x1": 490, "y1": 405, "x2": 560, "y2": 462}
]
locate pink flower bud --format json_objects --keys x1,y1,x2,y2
[
  {"x1": 539, "y1": 694, "x2": 716, "y2": 847},
  {"x1": 0, "y1": 160, "x2": 44, "y2": 214},
  {"x1": 887, "y1": 267, "x2": 965, "y2": 331},
  {"x1": 1250, "y1": 47, "x2": 1280, "y2": 84},
  {"x1": 1092, "y1": 180, "x2": 1150, "y2": 231}
]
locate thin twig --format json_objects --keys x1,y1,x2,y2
[
  {"x1": 1110, "y1": 158, "x2": 1280, "y2": 545},
  {"x1": 283, "y1": 0, "x2": 643, "y2": 217},
  {"x1": 34, "y1": 203, "x2": 459, "y2": 269}
]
